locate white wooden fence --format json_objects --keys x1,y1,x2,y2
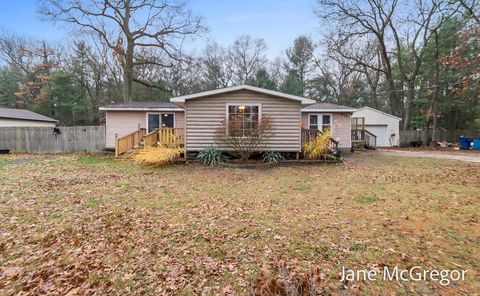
[{"x1": 0, "y1": 126, "x2": 105, "y2": 153}]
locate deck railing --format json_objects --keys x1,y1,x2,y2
[
  {"x1": 144, "y1": 128, "x2": 185, "y2": 148},
  {"x1": 363, "y1": 129, "x2": 377, "y2": 148},
  {"x1": 143, "y1": 129, "x2": 160, "y2": 147},
  {"x1": 115, "y1": 128, "x2": 146, "y2": 157},
  {"x1": 301, "y1": 128, "x2": 339, "y2": 151},
  {"x1": 351, "y1": 129, "x2": 377, "y2": 149}
]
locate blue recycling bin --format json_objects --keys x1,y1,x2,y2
[
  {"x1": 458, "y1": 137, "x2": 473, "y2": 149},
  {"x1": 473, "y1": 139, "x2": 480, "y2": 150}
]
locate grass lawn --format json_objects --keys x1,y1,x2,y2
[{"x1": 0, "y1": 153, "x2": 479, "y2": 295}]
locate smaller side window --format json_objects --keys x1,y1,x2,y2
[
  {"x1": 322, "y1": 114, "x2": 332, "y2": 132},
  {"x1": 309, "y1": 115, "x2": 318, "y2": 130}
]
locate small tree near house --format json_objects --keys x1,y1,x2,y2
[{"x1": 215, "y1": 114, "x2": 272, "y2": 162}]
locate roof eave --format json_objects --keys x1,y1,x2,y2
[
  {"x1": 301, "y1": 109, "x2": 357, "y2": 113},
  {"x1": 99, "y1": 107, "x2": 184, "y2": 111},
  {"x1": 0, "y1": 116, "x2": 58, "y2": 123}
]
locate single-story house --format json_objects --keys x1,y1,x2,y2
[
  {"x1": 100, "y1": 85, "x2": 355, "y2": 154},
  {"x1": 352, "y1": 106, "x2": 401, "y2": 147},
  {"x1": 99, "y1": 102, "x2": 184, "y2": 149},
  {"x1": 0, "y1": 108, "x2": 57, "y2": 127}
]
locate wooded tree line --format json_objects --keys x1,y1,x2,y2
[{"x1": 0, "y1": 0, "x2": 478, "y2": 137}]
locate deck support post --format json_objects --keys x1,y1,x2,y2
[
  {"x1": 296, "y1": 152, "x2": 300, "y2": 160},
  {"x1": 114, "y1": 133, "x2": 118, "y2": 157}
]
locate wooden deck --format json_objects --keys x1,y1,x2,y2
[
  {"x1": 115, "y1": 128, "x2": 146, "y2": 157},
  {"x1": 143, "y1": 128, "x2": 185, "y2": 148},
  {"x1": 115, "y1": 128, "x2": 185, "y2": 157}
]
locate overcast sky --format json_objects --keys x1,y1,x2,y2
[{"x1": 0, "y1": 0, "x2": 319, "y2": 58}]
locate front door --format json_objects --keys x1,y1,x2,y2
[
  {"x1": 308, "y1": 114, "x2": 332, "y2": 132},
  {"x1": 147, "y1": 113, "x2": 174, "y2": 133}
]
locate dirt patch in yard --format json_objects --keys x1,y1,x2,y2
[{"x1": 0, "y1": 154, "x2": 478, "y2": 295}]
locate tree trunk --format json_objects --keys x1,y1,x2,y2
[
  {"x1": 386, "y1": 76, "x2": 400, "y2": 116},
  {"x1": 422, "y1": 117, "x2": 430, "y2": 145},
  {"x1": 431, "y1": 30, "x2": 440, "y2": 142},
  {"x1": 372, "y1": 87, "x2": 379, "y2": 109},
  {"x1": 432, "y1": 113, "x2": 438, "y2": 142},
  {"x1": 123, "y1": 40, "x2": 134, "y2": 103},
  {"x1": 403, "y1": 80, "x2": 414, "y2": 130}
]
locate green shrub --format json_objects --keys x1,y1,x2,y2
[
  {"x1": 196, "y1": 146, "x2": 227, "y2": 165},
  {"x1": 262, "y1": 151, "x2": 285, "y2": 163}
]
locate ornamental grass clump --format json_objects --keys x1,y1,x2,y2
[
  {"x1": 196, "y1": 145, "x2": 227, "y2": 165},
  {"x1": 131, "y1": 147, "x2": 183, "y2": 167},
  {"x1": 303, "y1": 130, "x2": 332, "y2": 160},
  {"x1": 262, "y1": 151, "x2": 285, "y2": 163}
]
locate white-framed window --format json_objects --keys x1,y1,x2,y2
[
  {"x1": 226, "y1": 104, "x2": 261, "y2": 137},
  {"x1": 146, "y1": 112, "x2": 175, "y2": 133},
  {"x1": 308, "y1": 114, "x2": 332, "y2": 132}
]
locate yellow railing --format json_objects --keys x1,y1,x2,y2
[
  {"x1": 143, "y1": 129, "x2": 159, "y2": 147},
  {"x1": 115, "y1": 128, "x2": 145, "y2": 157},
  {"x1": 143, "y1": 128, "x2": 185, "y2": 148},
  {"x1": 160, "y1": 128, "x2": 185, "y2": 147}
]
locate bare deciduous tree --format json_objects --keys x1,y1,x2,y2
[
  {"x1": 200, "y1": 42, "x2": 232, "y2": 89},
  {"x1": 316, "y1": 0, "x2": 402, "y2": 116},
  {"x1": 227, "y1": 35, "x2": 267, "y2": 85},
  {"x1": 39, "y1": 0, "x2": 204, "y2": 102}
]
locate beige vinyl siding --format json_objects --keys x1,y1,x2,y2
[
  {"x1": 301, "y1": 112, "x2": 352, "y2": 148},
  {"x1": 105, "y1": 110, "x2": 185, "y2": 149},
  {"x1": 0, "y1": 118, "x2": 56, "y2": 127},
  {"x1": 184, "y1": 90, "x2": 302, "y2": 152}
]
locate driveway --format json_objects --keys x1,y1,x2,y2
[{"x1": 378, "y1": 149, "x2": 480, "y2": 163}]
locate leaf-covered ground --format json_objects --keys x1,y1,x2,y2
[{"x1": 0, "y1": 153, "x2": 479, "y2": 295}]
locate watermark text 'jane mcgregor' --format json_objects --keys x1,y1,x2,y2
[{"x1": 341, "y1": 266, "x2": 468, "y2": 286}]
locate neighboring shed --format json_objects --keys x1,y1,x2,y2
[
  {"x1": 352, "y1": 107, "x2": 401, "y2": 147},
  {"x1": 99, "y1": 102, "x2": 184, "y2": 149},
  {"x1": 301, "y1": 103, "x2": 356, "y2": 149},
  {"x1": 0, "y1": 108, "x2": 57, "y2": 127},
  {"x1": 171, "y1": 85, "x2": 315, "y2": 153}
]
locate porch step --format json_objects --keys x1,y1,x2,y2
[
  {"x1": 352, "y1": 140, "x2": 367, "y2": 150},
  {"x1": 352, "y1": 140, "x2": 376, "y2": 150}
]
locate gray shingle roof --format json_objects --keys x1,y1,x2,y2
[
  {"x1": 0, "y1": 108, "x2": 58, "y2": 122},
  {"x1": 302, "y1": 103, "x2": 356, "y2": 111},
  {"x1": 100, "y1": 102, "x2": 182, "y2": 110}
]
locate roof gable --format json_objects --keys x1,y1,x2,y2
[
  {"x1": 301, "y1": 103, "x2": 356, "y2": 112},
  {"x1": 354, "y1": 106, "x2": 402, "y2": 120},
  {"x1": 170, "y1": 85, "x2": 316, "y2": 105}
]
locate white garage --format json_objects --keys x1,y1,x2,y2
[{"x1": 352, "y1": 107, "x2": 401, "y2": 147}]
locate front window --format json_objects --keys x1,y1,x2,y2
[{"x1": 227, "y1": 104, "x2": 260, "y2": 137}]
